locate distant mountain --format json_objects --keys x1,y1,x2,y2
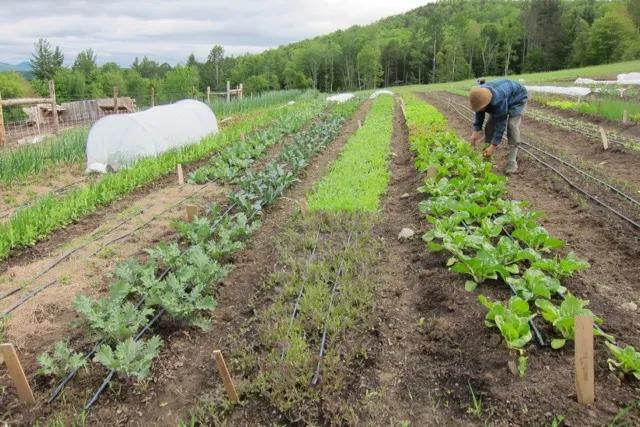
[{"x1": 0, "y1": 62, "x2": 31, "y2": 72}]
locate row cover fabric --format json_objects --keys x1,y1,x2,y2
[
  {"x1": 326, "y1": 93, "x2": 354, "y2": 103},
  {"x1": 370, "y1": 90, "x2": 394, "y2": 99},
  {"x1": 575, "y1": 73, "x2": 640, "y2": 85},
  {"x1": 86, "y1": 100, "x2": 218, "y2": 173},
  {"x1": 525, "y1": 85, "x2": 591, "y2": 97}
]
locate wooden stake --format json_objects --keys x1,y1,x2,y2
[
  {"x1": 226, "y1": 81, "x2": 231, "y2": 102},
  {"x1": 427, "y1": 166, "x2": 437, "y2": 179},
  {"x1": 213, "y1": 350, "x2": 238, "y2": 402},
  {"x1": 207, "y1": 86, "x2": 211, "y2": 104},
  {"x1": 357, "y1": 119, "x2": 362, "y2": 129},
  {"x1": 623, "y1": 109, "x2": 628, "y2": 124},
  {"x1": 113, "y1": 86, "x2": 119, "y2": 115},
  {"x1": 300, "y1": 199, "x2": 308, "y2": 216},
  {"x1": 0, "y1": 94, "x2": 5, "y2": 147},
  {"x1": 177, "y1": 164, "x2": 184, "y2": 185},
  {"x1": 49, "y1": 80, "x2": 59, "y2": 131},
  {"x1": 239, "y1": 83, "x2": 243, "y2": 100},
  {"x1": 599, "y1": 127, "x2": 609, "y2": 150},
  {"x1": 0, "y1": 344, "x2": 36, "y2": 405},
  {"x1": 185, "y1": 205, "x2": 197, "y2": 223},
  {"x1": 151, "y1": 87, "x2": 155, "y2": 107},
  {"x1": 597, "y1": 101, "x2": 602, "y2": 116},
  {"x1": 574, "y1": 315, "x2": 595, "y2": 405}
]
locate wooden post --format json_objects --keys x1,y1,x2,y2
[
  {"x1": 357, "y1": 120, "x2": 362, "y2": 129},
  {"x1": 597, "y1": 101, "x2": 602, "y2": 116},
  {"x1": 239, "y1": 84, "x2": 243, "y2": 100},
  {"x1": 300, "y1": 199, "x2": 308, "y2": 216},
  {"x1": 192, "y1": 85, "x2": 196, "y2": 100},
  {"x1": 574, "y1": 316, "x2": 595, "y2": 405},
  {"x1": 0, "y1": 344, "x2": 36, "y2": 405},
  {"x1": 207, "y1": 86, "x2": 211, "y2": 104},
  {"x1": 427, "y1": 166, "x2": 437, "y2": 179},
  {"x1": 113, "y1": 86, "x2": 119, "y2": 115},
  {"x1": 151, "y1": 87, "x2": 155, "y2": 107},
  {"x1": 177, "y1": 164, "x2": 184, "y2": 185},
  {"x1": 623, "y1": 109, "x2": 628, "y2": 124},
  {"x1": 213, "y1": 350, "x2": 238, "y2": 402},
  {"x1": 0, "y1": 94, "x2": 5, "y2": 147},
  {"x1": 185, "y1": 205, "x2": 197, "y2": 223},
  {"x1": 226, "y1": 81, "x2": 231, "y2": 102},
  {"x1": 599, "y1": 127, "x2": 609, "y2": 150},
  {"x1": 48, "y1": 80, "x2": 59, "y2": 132}
]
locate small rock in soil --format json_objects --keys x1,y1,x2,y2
[
  {"x1": 488, "y1": 335, "x2": 502, "y2": 348},
  {"x1": 621, "y1": 302, "x2": 638, "y2": 312},
  {"x1": 400, "y1": 193, "x2": 410, "y2": 199},
  {"x1": 507, "y1": 360, "x2": 518, "y2": 376},
  {"x1": 398, "y1": 228, "x2": 416, "y2": 240},
  {"x1": 607, "y1": 373, "x2": 622, "y2": 387}
]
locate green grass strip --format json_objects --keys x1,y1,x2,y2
[
  {"x1": 0, "y1": 101, "x2": 314, "y2": 261},
  {"x1": 307, "y1": 95, "x2": 394, "y2": 212}
]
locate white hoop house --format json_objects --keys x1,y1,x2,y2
[{"x1": 86, "y1": 100, "x2": 218, "y2": 173}]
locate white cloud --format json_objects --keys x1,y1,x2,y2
[{"x1": 0, "y1": 0, "x2": 428, "y2": 65}]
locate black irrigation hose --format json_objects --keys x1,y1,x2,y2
[
  {"x1": 0, "y1": 287, "x2": 21, "y2": 302},
  {"x1": 0, "y1": 178, "x2": 88, "y2": 219},
  {"x1": 440, "y1": 95, "x2": 640, "y2": 230},
  {"x1": 460, "y1": 220, "x2": 545, "y2": 346},
  {"x1": 311, "y1": 231, "x2": 354, "y2": 386},
  {"x1": 281, "y1": 225, "x2": 322, "y2": 361},
  {"x1": 0, "y1": 279, "x2": 57, "y2": 319}
]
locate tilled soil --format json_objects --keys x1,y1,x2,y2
[{"x1": 0, "y1": 100, "x2": 373, "y2": 426}]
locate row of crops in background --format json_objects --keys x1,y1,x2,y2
[
  {"x1": 402, "y1": 93, "x2": 640, "y2": 379},
  {"x1": 207, "y1": 89, "x2": 319, "y2": 118},
  {"x1": 35, "y1": 97, "x2": 363, "y2": 407},
  {"x1": 0, "y1": 100, "x2": 317, "y2": 261}
]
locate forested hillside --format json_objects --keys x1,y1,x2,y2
[{"x1": 2, "y1": 0, "x2": 639, "y2": 104}]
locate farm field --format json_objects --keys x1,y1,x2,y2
[{"x1": 0, "y1": 77, "x2": 640, "y2": 426}]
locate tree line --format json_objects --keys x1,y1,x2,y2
[{"x1": 1, "y1": 0, "x2": 639, "y2": 109}]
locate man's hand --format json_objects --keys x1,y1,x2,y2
[
  {"x1": 470, "y1": 131, "x2": 481, "y2": 147},
  {"x1": 483, "y1": 144, "x2": 496, "y2": 157}
]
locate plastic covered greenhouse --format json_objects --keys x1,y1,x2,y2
[{"x1": 86, "y1": 100, "x2": 218, "y2": 173}]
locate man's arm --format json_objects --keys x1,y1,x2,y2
[
  {"x1": 473, "y1": 111, "x2": 485, "y2": 131},
  {"x1": 491, "y1": 113, "x2": 507, "y2": 145}
]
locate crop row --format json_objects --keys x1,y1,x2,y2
[
  {"x1": 307, "y1": 94, "x2": 394, "y2": 212},
  {"x1": 403, "y1": 93, "x2": 639, "y2": 380},
  {"x1": 35, "y1": 97, "x2": 362, "y2": 403},
  {"x1": 0, "y1": 100, "x2": 319, "y2": 261}
]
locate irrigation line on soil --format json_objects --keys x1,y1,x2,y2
[
  {"x1": 311, "y1": 231, "x2": 354, "y2": 386},
  {"x1": 438, "y1": 94, "x2": 640, "y2": 230},
  {"x1": 0, "y1": 287, "x2": 21, "y2": 302},
  {"x1": 461, "y1": 220, "x2": 545, "y2": 346},
  {"x1": 281, "y1": 224, "x2": 322, "y2": 362},
  {"x1": 0, "y1": 178, "x2": 89, "y2": 220},
  {"x1": 0, "y1": 279, "x2": 57, "y2": 319}
]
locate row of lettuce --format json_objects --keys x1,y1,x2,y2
[
  {"x1": 0, "y1": 100, "x2": 319, "y2": 261},
  {"x1": 36, "y1": 97, "x2": 363, "y2": 397},
  {"x1": 402, "y1": 92, "x2": 639, "y2": 380}
]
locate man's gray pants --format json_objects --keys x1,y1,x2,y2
[{"x1": 484, "y1": 114, "x2": 522, "y2": 148}]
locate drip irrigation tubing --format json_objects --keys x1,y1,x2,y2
[
  {"x1": 460, "y1": 220, "x2": 545, "y2": 346},
  {"x1": 436, "y1": 94, "x2": 640, "y2": 230},
  {"x1": 281, "y1": 225, "x2": 322, "y2": 361},
  {"x1": 311, "y1": 231, "x2": 354, "y2": 386},
  {"x1": 0, "y1": 287, "x2": 21, "y2": 302},
  {"x1": 0, "y1": 279, "x2": 57, "y2": 319},
  {"x1": 0, "y1": 178, "x2": 88, "y2": 220}
]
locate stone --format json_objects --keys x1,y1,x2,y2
[
  {"x1": 621, "y1": 302, "x2": 638, "y2": 312},
  {"x1": 398, "y1": 228, "x2": 415, "y2": 240},
  {"x1": 488, "y1": 335, "x2": 502, "y2": 348},
  {"x1": 607, "y1": 373, "x2": 622, "y2": 387},
  {"x1": 400, "y1": 193, "x2": 410, "y2": 199},
  {"x1": 507, "y1": 360, "x2": 518, "y2": 376}
]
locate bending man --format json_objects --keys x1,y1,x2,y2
[{"x1": 469, "y1": 79, "x2": 528, "y2": 174}]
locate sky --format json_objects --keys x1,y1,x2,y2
[{"x1": 0, "y1": 0, "x2": 427, "y2": 67}]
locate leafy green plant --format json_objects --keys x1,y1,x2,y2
[
  {"x1": 512, "y1": 226, "x2": 565, "y2": 253},
  {"x1": 535, "y1": 295, "x2": 610, "y2": 349},
  {"x1": 532, "y1": 251, "x2": 590, "y2": 280},
  {"x1": 73, "y1": 295, "x2": 154, "y2": 343},
  {"x1": 606, "y1": 342, "x2": 640, "y2": 380},
  {"x1": 507, "y1": 267, "x2": 566, "y2": 301},
  {"x1": 38, "y1": 341, "x2": 88, "y2": 379},
  {"x1": 478, "y1": 295, "x2": 534, "y2": 349},
  {"x1": 94, "y1": 336, "x2": 163, "y2": 381},
  {"x1": 518, "y1": 352, "x2": 528, "y2": 376},
  {"x1": 451, "y1": 249, "x2": 516, "y2": 291}
]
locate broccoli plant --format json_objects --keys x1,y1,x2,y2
[
  {"x1": 172, "y1": 217, "x2": 214, "y2": 245},
  {"x1": 38, "y1": 341, "x2": 88, "y2": 379},
  {"x1": 606, "y1": 342, "x2": 640, "y2": 380},
  {"x1": 73, "y1": 295, "x2": 154, "y2": 343},
  {"x1": 478, "y1": 295, "x2": 534, "y2": 349},
  {"x1": 145, "y1": 242, "x2": 182, "y2": 270},
  {"x1": 94, "y1": 336, "x2": 163, "y2": 381}
]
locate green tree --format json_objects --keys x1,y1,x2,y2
[
  {"x1": 163, "y1": 65, "x2": 199, "y2": 101},
  {"x1": 30, "y1": 38, "x2": 64, "y2": 80},
  {"x1": 53, "y1": 68, "x2": 87, "y2": 102},
  {"x1": 72, "y1": 48, "x2": 97, "y2": 78},
  {"x1": 587, "y1": 10, "x2": 638, "y2": 63},
  {"x1": 357, "y1": 44, "x2": 382, "y2": 89}
]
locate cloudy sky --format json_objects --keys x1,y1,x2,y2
[{"x1": 0, "y1": 0, "x2": 428, "y2": 66}]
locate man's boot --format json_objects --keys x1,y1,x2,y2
[{"x1": 505, "y1": 147, "x2": 518, "y2": 174}]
